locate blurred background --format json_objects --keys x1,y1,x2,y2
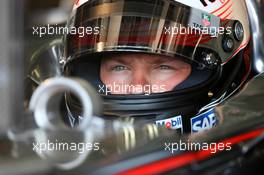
[
  {"x1": 0, "y1": 0, "x2": 75, "y2": 134},
  {"x1": 24, "y1": 0, "x2": 74, "y2": 67},
  {"x1": 0, "y1": 1, "x2": 75, "y2": 174}
]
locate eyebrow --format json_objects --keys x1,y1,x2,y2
[{"x1": 108, "y1": 57, "x2": 131, "y2": 64}]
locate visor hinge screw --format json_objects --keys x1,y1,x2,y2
[
  {"x1": 222, "y1": 36, "x2": 234, "y2": 52},
  {"x1": 233, "y1": 21, "x2": 244, "y2": 41}
]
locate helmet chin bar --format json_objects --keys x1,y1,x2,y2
[{"x1": 64, "y1": 60, "x2": 221, "y2": 133}]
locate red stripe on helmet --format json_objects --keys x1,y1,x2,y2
[{"x1": 211, "y1": 0, "x2": 232, "y2": 14}]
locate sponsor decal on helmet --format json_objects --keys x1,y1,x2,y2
[
  {"x1": 191, "y1": 108, "x2": 217, "y2": 133},
  {"x1": 175, "y1": 0, "x2": 250, "y2": 52},
  {"x1": 202, "y1": 13, "x2": 212, "y2": 27},
  {"x1": 189, "y1": 8, "x2": 220, "y2": 36},
  {"x1": 155, "y1": 116, "x2": 183, "y2": 133},
  {"x1": 174, "y1": 0, "x2": 226, "y2": 13}
]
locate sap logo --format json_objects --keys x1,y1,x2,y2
[
  {"x1": 191, "y1": 109, "x2": 217, "y2": 133},
  {"x1": 155, "y1": 116, "x2": 183, "y2": 131}
]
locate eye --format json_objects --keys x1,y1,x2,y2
[
  {"x1": 158, "y1": 65, "x2": 174, "y2": 70},
  {"x1": 111, "y1": 65, "x2": 128, "y2": 71}
]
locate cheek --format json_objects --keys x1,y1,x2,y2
[
  {"x1": 100, "y1": 69, "x2": 131, "y2": 85},
  {"x1": 151, "y1": 68, "x2": 191, "y2": 91}
]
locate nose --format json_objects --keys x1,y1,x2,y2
[
  {"x1": 129, "y1": 70, "x2": 150, "y2": 94},
  {"x1": 131, "y1": 69, "x2": 150, "y2": 85}
]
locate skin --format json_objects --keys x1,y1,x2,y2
[{"x1": 100, "y1": 53, "x2": 191, "y2": 94}]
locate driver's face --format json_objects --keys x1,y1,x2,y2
[{"x1": 100, "y1": 53, "x2": 191, "y2": 94}]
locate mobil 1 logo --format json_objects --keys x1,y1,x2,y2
[{"x1": 155, "y1": 115, "x2": 183, "y2": 134}]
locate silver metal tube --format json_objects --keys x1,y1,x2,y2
[
  {"x1": 246, "y1": 0, "x2": 264, "y2": 75},
  {"x1": 29, "y1": 77, "x2": 102, "y2": 131},
  {"x1": 0, "y1": 0, "x2": 24, "y2": 133}
]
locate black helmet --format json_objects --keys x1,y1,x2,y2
[{"x1": 62, "y1": 0, "x2": 252, "y2": 133}]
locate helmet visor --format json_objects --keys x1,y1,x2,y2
[{"x1": 65, "y1": 0, "x2": 243, "y2": 67}]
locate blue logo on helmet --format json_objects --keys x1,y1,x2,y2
[{"x1": 191, "y1": 108, "x2": 217, "y2": 133}]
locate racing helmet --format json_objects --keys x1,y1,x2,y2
[{"x1": 62, "y1": 0, "x2": 252, "y2": 133}]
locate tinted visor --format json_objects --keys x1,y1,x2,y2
[{"x1": 65, "y1": 0, "x2": 243, "y2": 67}]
